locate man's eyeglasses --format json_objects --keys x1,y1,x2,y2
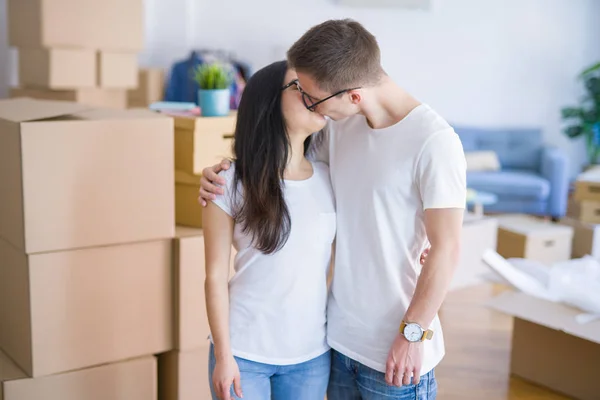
[{"x1": 281, "y1": 79, "x2": 360, "y2": 112}]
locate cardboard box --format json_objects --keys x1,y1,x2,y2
[
  {"x1": 8, "y1": 0, "x2": 144, "y2": 51},
  {"x1": 10, "y1": 87, "x2": 127, "y2": 109},
  {"x1": 488, "y1": 291, "x2": 600, "y2": 400},
  {"x1": 174, "y1": 115, "x2": 235, "y2": 175},
  {"x1": 18, "y1": 48, "x2": 96, "y2": 89},
  {"x1": 0, "y1": 352, "x2": 156, "y2": 400},
  {"x1": 98, "y1": 52, "x2": 138, "y2": 89},
  {"x1": 0, "y1": 238, "x2": 172, "y2": 378},
  {"x1": 574, "y1": 177, "x2": 600, "y2": 202},
  {"x1": 0, "y1": 98, "x2": 174, "y2": 254},
  {"x1": 175, "y1": 171, "x2": 204, "y2": 229},
  {"x1": 128, "y1": 69, "x2": 165, "y2": 108},
  {"x1": 173, "y1": 227, "x2": 236, "y2": 350},
  {"x1": 496, "y1": 215, "x2": 573, "y2": 265},
  {"x1": 158, "y1": 347, "x2": 211, "y2": 400},
  {"x1": 568, "y1": 200, "x2": 600, "y2": 224},
  {"x1": 560, "y1": 217, "x2": 600, "y2": 259},
  {"x1": 451, "y1": 214, "x2": 498, "y2": 290}
]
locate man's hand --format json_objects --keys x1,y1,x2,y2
[
  {"x1": 385, "y1": 334, "x2": 423, "y2": 387},
  {"x1": 198, "y1": 159, "x2": 232, "y2": 206},
  {"x1": 419, "y1": 248, "x2": 429, "y2": 266}
]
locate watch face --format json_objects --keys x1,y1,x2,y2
[{"x1": 403, "y1": 323, "x2": 423, "y2": 342}]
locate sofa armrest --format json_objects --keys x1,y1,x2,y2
[{"x1": 540, "y1": 147, "x2": 570, "y2": 218}]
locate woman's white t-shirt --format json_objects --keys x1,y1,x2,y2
[{"x1": 211, "y1": 161, "x2": 336, "y2": 365}]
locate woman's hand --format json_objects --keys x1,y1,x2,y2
[{"x1": 213, "y1": 355, "x2": 243, "y2": 400}]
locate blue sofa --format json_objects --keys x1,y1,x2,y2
[{"x1": 454, "y1": 127, "x2": 570, "y2": 218}]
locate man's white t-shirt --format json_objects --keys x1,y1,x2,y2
[
  {"x1": 211, "y1": 161, "x2": 336, "y2": 365},
  {"x1": 314, "y1": 104, "x2": 466, "y2": 374}
]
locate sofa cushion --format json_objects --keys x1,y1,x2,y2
[
  {"x1": 465, "y1": 151, "x2": 501, "y2": 171},
  {"x1": 454, "y1": 126, "x2": 542, "y2": 171},
  {"x1": 467, "y1": 170, "x2": 550, "y2": 200}
]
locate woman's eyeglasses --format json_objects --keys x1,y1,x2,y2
[{"x1": 281, "y1": 79, "x2": 360, "y2": 112}]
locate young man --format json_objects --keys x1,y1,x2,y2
[{"x1": 199, "y1": 19, "x2": 465, "y2": 400}]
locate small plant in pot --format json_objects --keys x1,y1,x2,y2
[
  {"x1": 561, "y1": 61, "x2": 600, "y2": 167},
  {"x1": 193, "y1": 63, "x2": 233, "y2": 117}
]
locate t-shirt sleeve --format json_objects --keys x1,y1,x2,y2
[
  {"x1": 307, "y1": 127, "x2": 330, "y2": 165},
  {"x1": 416, "y1": 129, "x2": 467, "y2": 210},
  {"x1": 210, "y1": 164, "x2": 238, "y2": 217}
]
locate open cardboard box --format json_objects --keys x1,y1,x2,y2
[
  {"x1": 0, "y1": 98, "x2": 174, "y2": 254},
  {"x1": 488, "y1": 291, "x2": 600, "y2": 400}
]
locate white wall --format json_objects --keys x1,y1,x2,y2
[{"x1": 193, "y1": 0, "x2": 600, "y2": 177}]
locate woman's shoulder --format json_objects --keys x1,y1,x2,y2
[{"x1": 217, "y1": 161, "x2": 236, "y2": 180}]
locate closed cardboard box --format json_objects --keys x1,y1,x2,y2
[
  {"x1": 496, "y1": 215, "x2": 573, "y2": 265},
  {"x1": 0, "y1": 352, "x2": 156, "y2": 400},
  {"x1": 8, "y1": 0, "x2": 143, "y2": 51},
  {"x1": 10, "y1": 87, "x2": 127, "y2": 109},
  {"x1": 0, "y1": 98, "x2": 174, "y2": 254},
  {"x1": 175, "y1": 171, "x2": 203, "y2": 229},
  {"x1": 18, "y1": 48, "x2": 96, "y2": 89},
  {"x1": 173, "y1": 227, "x2": 236, "y2": 350},
  {"x1": 174, "y1": 115, "x2": 235, "y2": 175},
  {"x1": 574, "y1": 170, "x2": 600, "y2": 202},
  {"x1": 98, "y1": 52, "x2": 138, "y2": 89},
  {"x1": 451, "y1": 214, "x2": 498, "y2": 290},
  {"x1": 128, "y1": 69, "x2": 165, "y2": 108},
  {"x1": 560, "y1": 217, "x2": 600, "y2": 259},
  {"x1": 158, "y1": 346, "x2": 211, "y2": 400},
  {"x1": 568, "y1": 200, "x2": 600, "y2": 224},
  {"x1": 0, "y1": 238, "x2": 172, "y2": 378},
  {"x1": 488, "y1": 292, "x2": 600, "y2": 400}
]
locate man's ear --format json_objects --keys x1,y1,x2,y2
[{"x1": 349, "y1": 91, "x2": 361, "y2": 105}]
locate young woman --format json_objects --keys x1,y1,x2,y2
[{"x1": 203, "y1": 60, "x2": 335, "y2": 400}]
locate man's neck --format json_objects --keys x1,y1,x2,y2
[{"x1": 360, "y1": 76, "x2": 421, "y2": 130}]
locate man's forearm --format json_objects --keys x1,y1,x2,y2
[{"x1": 403, "y1": 243, "x2": 460, "y2": 328}]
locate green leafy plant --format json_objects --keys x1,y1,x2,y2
[
  {"x1": 193, "y1": 63, "x2": 233, "y2": 90},
  {"x1": 561, "y1": 61, "x2": 600, "y2": 165}
]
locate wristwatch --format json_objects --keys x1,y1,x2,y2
[{"x1": 399, "y1": 321, "x2": 434, "y2": 342}]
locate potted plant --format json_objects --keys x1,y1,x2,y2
[
  {"x1": 561, "y1": 61, "x2": 600, "y2": 167},
  {"x1": 193, "y1": 63, "x2": 233, "y2": 117}
]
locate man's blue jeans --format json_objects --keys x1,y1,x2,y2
[{"x1": 327, "y1": 349, "x2": 437, "y2": 400}]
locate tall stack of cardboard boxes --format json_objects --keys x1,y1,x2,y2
[
  {"x1": 7, "y1": 0, "x2": 142, "y2": 109},
  {"x1": 0, "y1": 98, "x2": 175, "y2": 399},
  {"x1": 174, "y1": 114, "x2": 236, "y2": 228},
  {"x1": 128, "y1": 68, "x2": 166, "y2": 109},
  {"x1": 158, "y1": 228, "x2": 236, "y2": 400},
  {"x1": 152, "y1": 114, "x2": 236, "y2": 400},
  {"x1": 560, "y1": 171, "x2": 600, "y2": 259}
]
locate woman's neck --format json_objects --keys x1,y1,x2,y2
[{"x1": 284, "y1": 134, "x2": 313, "y2": 181}]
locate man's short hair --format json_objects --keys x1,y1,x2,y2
[{"x1": 287, "y1": 19, "x2": 384, "y2": 93}]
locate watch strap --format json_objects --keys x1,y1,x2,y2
[{"x1": 421, "y1": 329, "x2": 434, "y2": 341}]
